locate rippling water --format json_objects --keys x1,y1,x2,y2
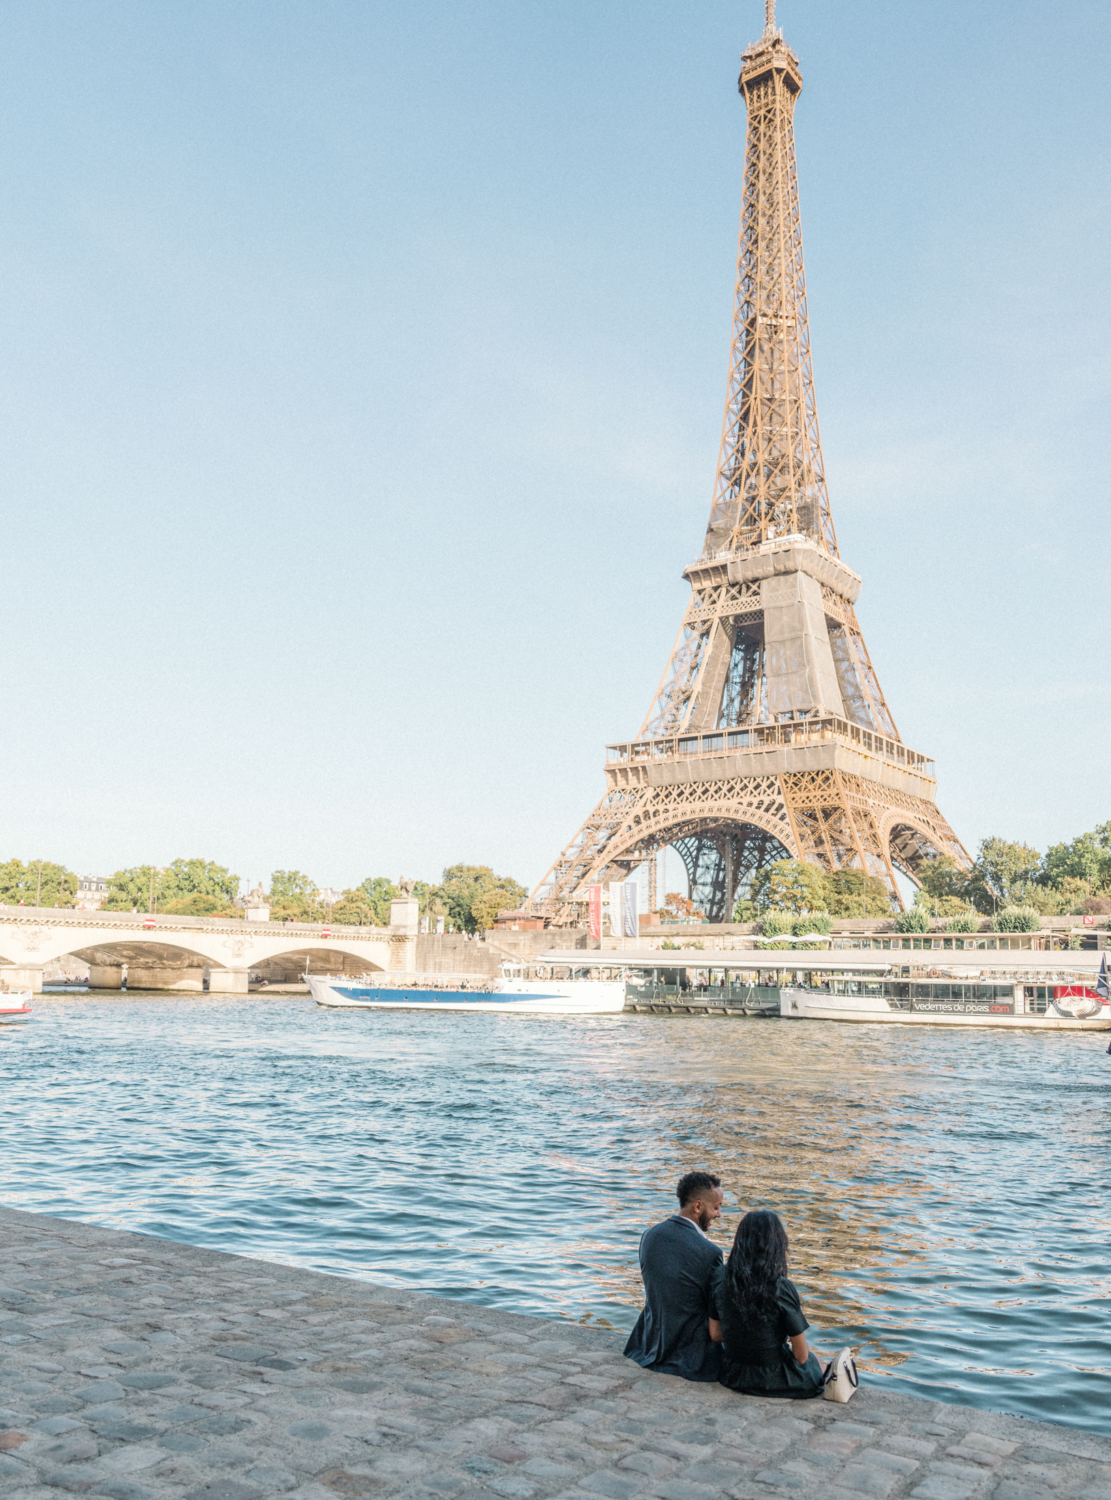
[{"x1": 2, "y1": 993, "x2": 1110, "y2": 1433}]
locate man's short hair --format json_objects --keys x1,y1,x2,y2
[{"x1": 676, "y1": 1171, "x2": 721, "y2": 1206}]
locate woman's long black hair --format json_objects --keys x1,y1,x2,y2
[{"x1": 726, "y1": 1209, "x2": 789, "y2": 1315}]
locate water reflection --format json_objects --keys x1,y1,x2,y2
[{"x1": 1, "y1": 995, "x2": 1110, "y2": 1433}]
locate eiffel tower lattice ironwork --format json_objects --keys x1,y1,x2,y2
[{"x1": 531, "y1": 2, "x2": 970, "y2": 925}]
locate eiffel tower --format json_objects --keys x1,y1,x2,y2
[{"x1": 532, "y1": 1, "x2": 970, "y2": 926}]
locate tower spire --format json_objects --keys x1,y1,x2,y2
[{"x1": 703, "y1": 1, "x2": 829, "y2": 559}]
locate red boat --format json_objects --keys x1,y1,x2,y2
[{"x1": 0, "y1": 991, "x2": 33, "y2": 1024}]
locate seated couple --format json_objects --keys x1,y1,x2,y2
[{"x1": 624, "y1": 1171, "x2": 824, "y2": 1399}]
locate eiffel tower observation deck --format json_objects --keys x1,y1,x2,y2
[{"x1": 532, "y1": 2, "x2": 970, "y2": 926}]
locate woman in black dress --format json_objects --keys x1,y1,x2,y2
[{"x1": 709, "y1": 1209, "x2": 824, "y2": 1399}]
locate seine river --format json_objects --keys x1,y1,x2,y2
[{"x1": 2, "y1": 993, "x2": 1109, "y2": 1435}]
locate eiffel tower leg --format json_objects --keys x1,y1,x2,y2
[
  {"x1": 780, "y1": 769, "x2": 969, "y2": 909},
  {"x1": 674, "y1": 835, "x2": 731, "y2": 923}
]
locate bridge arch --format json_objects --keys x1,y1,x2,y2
[
  {"x1": 0, "y1": 912, "x2": 400, "y2": 993},
  {"x1": 247, "y1": 946, "x2": 386, "y2": 986}
]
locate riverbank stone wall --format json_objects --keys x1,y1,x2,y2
[{"x1": 1, "y1": 1207, "x2": 1110, "y2": 1500}]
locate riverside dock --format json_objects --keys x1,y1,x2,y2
[{"x1": 1, "y1": 1209, "x2": 1110, "y2": 1500}]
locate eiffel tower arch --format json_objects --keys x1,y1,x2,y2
[{"x1": 531, "y1": 2, "x2": 970, "y2": 926}]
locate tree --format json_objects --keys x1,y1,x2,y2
[
  {"x1": 436, "y1": 864, "x2": 527, "y2": 933},
  {"x1": 661, "y1": 892, "x2": 703, "y2": 920},
  {"x1": 267, "y1": 870, "x2": 324, "y2": 923},
  {"x1": 270, "y1": 870, "x2": 318, "y2": 904},
  {"x1": 357, "y1": 877, "x2": 399, "y2": 925},
  {"x1": 751, "y1": 859, "x2": 829, "y2": 914},
  {"x1": 331, "y1": 890, "x2": 383, "y2": 926},
  {"x1": 823, "y1": 868, "x2": 892, "y2": 918},
  {"x1": 757, "y1": 911, "x2": 795, "y2": 949},
  {"x1": 916, "y1": 855, "x2": 967, "y2": 902},
  {"x1": 913, "y1": 889, "x2": 975, "y2": 918},
  {"x1": 0, "y1": 859, "x2": 77, "y2": 907},
  {"x1": 968, "y1": 837, "x2": 1042, "y2": 909},
  {"x1": 471, "y1": 887, "x2": 521, "y2": 932},
  {"x1": 993, "y1": 905, "x2": 1040, "y2": 933},
  {"x1": 894, "y1": 907, "x2": 930, "y2": 933},
  {"x1": 159, "y1": 892, "x2": 239, "y2": 917},
  {"x1": 163, "y1": 858, "x2": 239, "y2": 903},
  {"x1": 105, "y1": 859, "x2": 240, "y2": 913},
  {"x1": 105, "y1": 866, "x2": 167, "y2": 912},
  {"x1": 1043, "y1": 876, "x2": 1104, "y2": 916},
  {"x1": 1042, "y1": 830, "x2": 1110, "y2": 892}
]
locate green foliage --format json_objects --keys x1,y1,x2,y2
[
  {"x1": 992, "y1": 905, "x2": 1040, "y2": 933},
  {"x1": 913, "y1": 890, "x2": 976, "y2": 918},
  {"x1": 751, "y1": 859, "x2": 891, "y2": 918},
  {"x1": 1042, "y1": 827, "x2": 1111, "y2": 889},
  {"x1": 946, "y1": 912, "x2": 980, "y2": 933},
  {"x1": 265, "y1": 870, "x2": 324, "y2": 923},
  {"x1": 470, "y1": 886, "x2": 523, "y2": 932},
  {"x1": 823, "y1": 868, "x2": 893, "y2": 917},
  {"x1": 106, "y1": 859, "x2": 240, "y2": 913},
  {"x1": 916, "y1": 855, "x2": 967, "y2": 901},
  {"x1": 731, "y1": 896, "x2": 756, "y2": 923},
  {"x1": 164, "y1": 859, "x2": 238, "y2": 902},
  {"x1": 660, "y1": 939, "x2": 680, "y2": 950},
  {"x1": 436, "y1": 864, "x2": 527, "y2": 934},
  {"x1": 757, "y1": 911, "x2": 795, "y2": 950},
  {"x1": 357, "y1": 877, "x2": 399, "y2": 924},
  {"x1": 0, "y1": 859, "x2": 77, "y2": 907},
  {"x1": 1040, "y1": 876, "x2": 1098, "y2": 915},
  {"x1": 104, "y1": 866, "x2": 165, "y2": 912},
  {"x1": 969, "y1": 837, "x2": 1042, "y2": 910},
  {"x1": 789, "y1": 911, "x2": 831, "y2": 948},
  {"x1": 159, "y1": 893, "x2": 238, "y2": 917},
  {"x1": 331, "y1": 890, "x2": 383, "y2": 927},
  {"x1": 794, "y1": 912, "x2": 831, "y2": 935},
  {"x1": 752, "y1": 859, "x2": 830, "y2": 914},
  {"x1": 270, "y1": 870, "x2": 318, "y2": 904},
  {"x1": 894, "y1": 907, "x2": 930, "y2": 933}
]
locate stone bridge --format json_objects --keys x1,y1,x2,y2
[{"x1": 0, "y1": 907, "x2": 415, "y2": 993}]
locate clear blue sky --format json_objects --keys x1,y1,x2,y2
[{"x1": 3, "y1": 0, "x2": 1108, "y2": 893}]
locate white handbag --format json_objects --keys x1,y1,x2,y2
[{"x1": 822, "y1": 1347, "x2": 859, "y2": 1402}]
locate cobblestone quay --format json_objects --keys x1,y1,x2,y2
[{"x1": 2, "y1": 1209, "x2": 1110, "y2": 1500}]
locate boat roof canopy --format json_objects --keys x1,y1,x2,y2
[{"x1": 538, "y1": 947, "x2": 1107, "y2": 975}]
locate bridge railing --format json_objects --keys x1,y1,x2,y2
[{"x1": 0, "y1": 906, "x2": 397, "y2": 937}]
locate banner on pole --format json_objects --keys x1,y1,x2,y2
[
  {"x1": 588, "y1": 884, "x2": 603, "y2": 940},
  {"x1": 622, "y1": 881, "x2": 639, "y2": 938}
]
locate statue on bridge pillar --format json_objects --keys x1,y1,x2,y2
[
  {"x1": 391, "y1": 878, "x2": 419, "y2": 935},
  {"x1": 244, "y1": 883, "x2": 270, "y2": 924}
]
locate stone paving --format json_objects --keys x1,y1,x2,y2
[{"x1": 2, "y1": 1208, "x2": 1110, "y2": 1500}]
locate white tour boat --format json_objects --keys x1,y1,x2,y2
[
  {"x1": 307, "y1": 963, "x2": 626, "y2": 1016},
  {"x1": 778, "y1": 958, "x2": 1110, "y2": 1029},
  {"x1": 0, "y1": 991, "x2": 33, "y2": 1024},
  {"x1": 540, "y1": 948, "x2": 1111, "y2": 1030}
]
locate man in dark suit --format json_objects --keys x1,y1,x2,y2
[{"x1": 623, "y1": 1171, "x2": 725, "y2": 1382}]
